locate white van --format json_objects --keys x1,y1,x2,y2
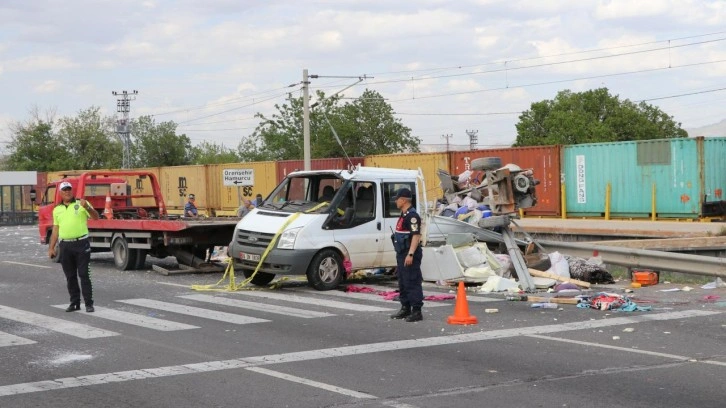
[{"x1": 228, "y1": 166, "x2": 426, "y2": 290}]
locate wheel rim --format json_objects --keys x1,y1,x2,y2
[
  {"x1": 113, "y1": 241, "x2": 126, "y2": 265},
  {"x1": 317, "y1": 256, "x2": 340, "y2": 283}
]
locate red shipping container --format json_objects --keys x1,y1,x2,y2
[{"x1": 449, "y1": 146, "x2": 562, "y2": 216}]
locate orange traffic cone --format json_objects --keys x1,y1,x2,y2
[
  {"x1": 447, "y1": 281, "x2": 478, "y2": 325},
  {"x1": 103, "y1": 192, "x2": 113, "y2": 220}
]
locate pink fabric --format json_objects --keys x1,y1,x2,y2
[{"x1": 345, "y1": 285, "x2": 454, "y2": 301}]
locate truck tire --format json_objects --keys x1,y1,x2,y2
[
  {"x1": 242, "y1": 270, "x2": 276, "y2": 286},
  {"x1": 478, "y1": 215, "x2": 511, "y2": 228},
  {"x1": 306, "y1": 249, "x2": 344, "y2": 291},
  {"x1": 471, "y1": 157, "x2": 502, "y2": 171},
  {"x1": 133, "y1": 249, "x2": 147, "y2": 270},
  {"x1": 112, "y1": 237, "x2": 137, "y2": 271}
]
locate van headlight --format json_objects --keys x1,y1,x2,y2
[{"x1": 278, "y1": 227, "x2": 301, "y2": 249}]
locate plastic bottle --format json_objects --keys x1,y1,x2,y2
[
  {"x1": 531, "y1": 302, "x2": 558, "y2": 309},
  {"x1": 505, "y1": 294, "x2": 528, "y2": 301}
]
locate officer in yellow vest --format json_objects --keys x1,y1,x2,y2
[{"x1": 48, "y1": 181, "x2": 100, "y2": 312}]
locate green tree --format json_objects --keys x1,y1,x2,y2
[
  {"x1": 191, "y1": 141, "x2": 241, "y2": 164},
  {"x1": 5, "y1": 113, "x2": 69, "y2": 171},
  {"x1": 514, "y1": 88, "x2": 688, "y2": 146},
  {"x1": 131, "y1": 116, "x2": 194, "y2": 167},
  {"x1": 238, "y1": 89, "x2": 418, "y2": 161},
  {"x1": 55, "y1": 106, "x2": 122, "y2": 170}
]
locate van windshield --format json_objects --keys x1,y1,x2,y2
[{"x1": 262, "y1": 174, "x2": 345, "y2": 214}]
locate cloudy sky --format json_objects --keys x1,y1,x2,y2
[{"x1": 1, "y1": 0, "x2": 725, "y2": 154}]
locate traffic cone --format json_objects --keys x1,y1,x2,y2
[
  {"x1": 447, "y1": 281, "x2": 478, "y2": 325},
  {"x1": 103, "y1": 192, "x2": 113, "y2": 220}
]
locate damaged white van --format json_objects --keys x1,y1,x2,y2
[{"x1": 228, "y1": 166, "x2": 426, "y2": 290}]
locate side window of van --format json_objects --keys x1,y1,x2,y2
[
  {"x1": 382, "y1": 182, "x2": 416, "y2": 218},
  {"x1": 325, "y1": 181, "x2": 377, "y2": 229}
]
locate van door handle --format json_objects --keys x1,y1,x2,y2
[{"x1": 377, "y1": 222, "x2": 381, "y2": 230}]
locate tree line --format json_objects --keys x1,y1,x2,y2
[{"x1": 1, "y1": 88, "x2": 687, "y2": 171}]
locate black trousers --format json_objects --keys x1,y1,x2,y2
[
  {"x1": 395, "y1": 250, "x2": 423, "y2": 309},
  {"x1": 59, "y1": 239, "x2": 93, "y2": 306}
]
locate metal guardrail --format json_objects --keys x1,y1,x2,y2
[
  {"x1": 0, "y1": 212, "x2": 37, "y2": 226},
  {"x1": 538, "y1": 240, "x2": 726, "y2": 279}
]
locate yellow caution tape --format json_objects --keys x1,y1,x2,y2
[{"x1": 191, "y1": 212, "x2": 303, "y2": 292}]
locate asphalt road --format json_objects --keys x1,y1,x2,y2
[{"x1": 1, "y1": 225, "x2": 725, "y2": 408}]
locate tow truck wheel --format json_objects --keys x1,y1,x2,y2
[
  {"x1": 307, "y1": 249, "x2": 343, "y2": 291},
  {"x1": 133, "y1": 249, "x2": 147, "y2": 270},
  {"x1": 112, "y1": 237, "x2": 137, "y2": 271},
  {"x1": 242, "y1": 270, "x2": 276, "y2": 286},
  {"x1": 50, "y1": 241, "x2": 61, "y2": 263}
]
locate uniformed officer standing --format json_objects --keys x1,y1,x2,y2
[
  {"x1": 48, "y1": 181, "x2": 100, "y2": 312},
  {"x1": 390, "y1": 188, "x2": 424, "y2": 322}
]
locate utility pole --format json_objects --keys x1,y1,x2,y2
[
  {"x1": 441, "y1": 133, "x2": 453, "y2": 152},
  {"x1": 466, "y1": 129, "x2": 479, "y2": 150},
  {"x1": 112, "y1": 90, "x2": 138, "y2": 169},
  {"x1": 302, "y1": 69, "x2": 311, "y2": 171}
]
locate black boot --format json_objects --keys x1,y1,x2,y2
[
  {"x1": 390, "y1": 306, "x2": 411, "y2": 319},
  {"x1": 65, "y1": 303, "x2": 80, "y2": 312},
  {"x1": 405, "y1": 308, "x2": 422, "y2": 322},
  {"x1": 85, "y1": 304, "x2": 95, "y2": 313}
]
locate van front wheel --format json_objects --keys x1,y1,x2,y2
[{"x1": 307, "y1": 249, "x2": 344, "y2": 291}]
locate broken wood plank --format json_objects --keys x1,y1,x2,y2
[
  {"x1": 526, "y1": 296, "x2": 580, "y2": 305},
  {"x1": 527, "y1": 268, "x2": 591, "y2": 288}
]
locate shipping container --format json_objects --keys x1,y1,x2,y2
[
  {"x1": 364, "y1": 152, "x2": 449, "y2": 201},
  {"x1": 159, "y1": 165, "x2": 211, "y2": 214},
  {"x1": 212, "y1": 161, "x2": 278, "y2": 213},
  {"x1": 449, "y1": 146, "x2": 562, "y2": 216},
  {"x1": 702, "y1": 137, "x2": 726, "y2": 216},
  {"x1": 562, "y1": 138, "x2": 712, "y2": 219}
]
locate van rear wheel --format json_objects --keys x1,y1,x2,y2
[{"x1": 307, "y1": 249, "x2": 343, "y2": 291}]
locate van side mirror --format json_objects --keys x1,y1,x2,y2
[{"x1": 30, "y1": 189, "x2": 37, "y2": 202}]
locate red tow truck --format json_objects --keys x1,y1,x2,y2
[{"x1": 38, "y1": 171, "x2": 237, "y2": 271}]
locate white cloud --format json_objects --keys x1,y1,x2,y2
[
  {"x1": 33, "y1": 80, "x2": 60, "y2": 93},
  {"x1": 7, "y1": 55, "x2": 77, "y2": 72},
  {"x1": 595, "y1": 0, "x2": 671, "y2": 19}
]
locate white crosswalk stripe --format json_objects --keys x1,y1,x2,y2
[
  {"x1": 232, "y1": 290, "x2": 396, "y2": 312},
  {"x1": 0, "y1": 331, "x2": 36, "y2": 347},
  {"x1": 178, "y1": 294, "x2": 335, "y2": 318},
  {"x1": 0, "y1": 305, "x2": 118, "y2": 339},
  {"x1": 115, "y1": 299, "x2": 271, "y2": 325},
  {"x1": 50, "y1": 305, "x2": 200, "y2": 331}
]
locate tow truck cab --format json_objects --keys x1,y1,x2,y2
[{"x1": 228, "y1": 166, "x2": 426, "y2": 290}]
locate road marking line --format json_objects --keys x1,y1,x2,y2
[
  {"x1": 0, "y1": 305, "x2": 118, "y2": 339},
  {"x1": 115, "y1": 299, "x2": 270, "y2": 325},
  {"x1": 245, "y1": 366, "x2": 377, "y2": 399},
  {"x1": 2, "y1": 261, "x2": 53, "y2": 269},
  {"x1": 526, "y1": 334, "x2": 692, "y2": 361},
  {"x1": 50, "y1": 305, "x2": 199, "y2": 331},
  {"x1": 702, "y1": 360, "x2": 726, "y2": 367},
  {"x1": 234, "y1": 290, "x2": 395, "y2": 312},
  {"x1": 0, "y1": 331, "x2": 36, "y2": 347},
  {"x1": 178, "y1": 294, "x2": 335, "y2": 318},
  {"x1": 0, "y1": 310, "x2": 718, "y2": 397}
]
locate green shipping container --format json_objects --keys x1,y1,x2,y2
[
  {"x1": 702, "y1": 137, "x2": 726, "y2": 216},
  {"x1": 562, "y1": 138, "x2": 715, "y2": 219}
]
